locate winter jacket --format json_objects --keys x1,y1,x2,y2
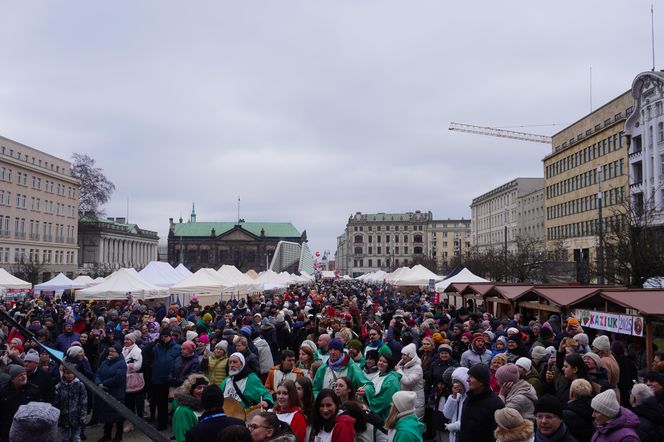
[
  {"x1": 442, "y1": 393, "x2": 467, "y2": 442},
  {"x1": 55, "y1": 331, "x2": 81, "y2": 353},
  {"x1": 309, "y1": 414, "x2": 356, "y2": 442},
  {"x1": 523, "y1": 366, "x2": 543, "y2": 397},
  {"x1": 274, "y1": 406, "x2": 307, "y2": 442},
  {"x1": 54, "y1": 377, "x2": 88, "y2": 428},
  {"x1": 599, "y1": 354, "x2": 620, "y2": 389},
  {"x1": 170, "y1": 354, "x2": 200, "y2": 387},
  {"x1": 364, "y1": 370, "x2": 403, "y2": 421},
  {"x1": 185, "y1": 411, "x2": 245, "y2": 442},
  {"x1": 27, "y1": 366, "x2": 55, "y2": 403},
  {"x1": 499, "y1": 379, "x2": 538, "y2": 420},
  {"x1": 200, "y1": 353, "x2": 228, "y2": 386},
  {"x1": 122, "y1": 343, "x2": 143, "y2": 374},
  {"x1": 590, "y1": 406, "x2": 640, "y2": 442},
  {"x1": 588, "y1": 367, "x2": 612, "y2": 395},
  {"x1": 172, "y1": 391, "x2": 204, "y2": 442},
  {"x1": 312, "y1": 355, "x2": 370, "y2": 397},
  {"x1": 460, "y1": 344, "x2": 492, "y2": 368},
  {"x1": 534, "y1": 422, "x2": 578, "y2": 442},
  {"x1": 395, "y1": 355, "x2": 425, "y2": 419},
  {"x1": 632, "y1": 396, "x2": 664, "y2": 442},
  {"x1": 264, "y1": 364, "x2": 304, "y2": 394},
  {"x1": 495, "y1": 420, "x2": 534, "y2": 442},
  {"x1": 563, "y1": 396, "x2": 595, "y2": 442},
  {"x1": 457, "y1": 386, "x2": 504, "y2": 442},
  {"x1": 254, "y1": 337, "x2": 275, "y2": 375},
  {"x1": 151, "y1": 340, "x2": 181, "y2": 384},
  {"x1": 220, "y1": 371, "x2": 274, "y2": 409},
  {"x1": 387, "y1": 414, "x2": 424, "y2": 442},
  {"x1": 0, "y1": 381, "x2": 41, "y2": 441},
  {"x1": 94, "y1": 355, "x2": 127, "y2": 423},
  {"x1": 429, "y1": 357, "x2": 459, "y2": 388}
]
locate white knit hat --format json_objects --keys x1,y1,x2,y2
[
  {"x1": 515, "y1": 357, "x2": 532, "y2": 372},
  {"x1": 592, "y1": 335, "x2": 610, "y2": 352},
  {"x1": 591, "y1": 389, "x2": 620, "y2": 418},
  {"x1": 401, "y1": 343, "x2": 417, "y2": 359},
  {"x1": 186, "y1": 330, "x2": 198, "y2": 342},
  {"x1": 451, "y1": 366, "x2": 470, "y2": 392},
  {"x1": 392, "y1": 391, "x2": 417, "y2": 418}
]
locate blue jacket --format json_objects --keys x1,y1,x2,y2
[
  {"x1": 152, "y1": 340, "x2": 182, "y2": 384},
  {"x1": 55, "y1": 332, "x2": 81, "y2": 353},
  {"x1": 94, "y1": 355, "x2": 127, "y2": 423}
]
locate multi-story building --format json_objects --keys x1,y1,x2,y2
[
  {"x1": 625, "y1": 71, "x2": 664, "y2": 222},
  {"x1": 427, "y1": 219, "x2": 471, "y2": 271},
  {"x1": 336, "y1": 211, "x2": 471, "y2": 276},
  {"x1": 470, "y1": 178, "x2": 545, "y2": 253},
  {"x1": 167, "y1": 207, "x2": 306, "y2": 273},
  {"x1": 0, "y1": 135, "x2": 80, "y2": 280},
  {"x1": 78, "y1": 216, "x2": 159, "y2": 273},
  {"x1": 544, "y1": 91, "x2": 634, "y2": 283}
]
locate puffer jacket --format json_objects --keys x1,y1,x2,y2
[
  {"x1": 499, "y1": 379, "x2": 538, "y2": 421},
  {"x1": 253, "y1": 337, "x2": 274, "y2": 375},
  {"x1": 396, "y1": 355, "x2": 425, "y2": 419},
  {"x1": 563, "y1": 396, "x2": 594, "y2": 442},
  {"x1": 590, "y1": 406, "x2": 640, "y2": 442},
  {"x1": 200, "y1": 353, "x2": 228, "y2": 385},
  {"x1": 53, "y1": 377, "x2": 88, "y2": 427},
  {"x1": 152, "y1": 340, "x2": 181, "y2": 384},
  {"x1": 460, "y1": 344, "x2": 492, "y2": 368},
  {"x1": 632, "y1": 396, "x2": 664, "y2": 442}
]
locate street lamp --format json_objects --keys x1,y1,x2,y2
[{"x1": 596, "y1": 165, "x2": 605, "y2": 284}]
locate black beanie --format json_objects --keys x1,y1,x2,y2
[
  {"x1": 535, "y1": 395, "x2": 563, "y2": 418},
  {"x1": 539, "y1": 327, "x2": 554, "y2": 339},
  {"x1": 467, "y1": 364, "x2": 490, "y2": 386},
  {"x1": 201, "y1": 385, "x2": 224, "y2": 410}
]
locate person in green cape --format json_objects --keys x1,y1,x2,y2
[
  {"x1": 312, "y1": 339, "x2": 370, "y2": 398},
  {"x1": 171, "y1": 374, "x2": 208, "y2": 442},
  {"x1": 220, "y1": 352, "x2": 274, "y2": 410},
  {"x1": 357, "y1": 349, "x2": 401, "y2": 421}
]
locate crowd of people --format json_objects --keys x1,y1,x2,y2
[{"x1": 0, "y1": 279, "x2": 664, "y2": 442}]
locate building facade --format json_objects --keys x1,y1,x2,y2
[
  {"x1": 544, "y1": 91, "x2": 634, "y2": 283},
  {"x1": 78, "y1": 217, "x2": 159, "y2": 273},
  {"x1": 426, "y1": 219, "x2": 471, "y2": 271},
  {"x1": 167, "y1": 211, "x2": 306, "y2": 273},
  {"x1": 470, "y1": 178, "x2": 545, "y2": 253},
  {"x1": 0, "y1": 135, "x2": 80, "y2": 281},
  {"x1": 625, "y1": 71, "x2": 664, "y2": 223}
]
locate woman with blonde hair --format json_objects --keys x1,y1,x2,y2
[
  {"x1": 297, "y1": 345, "x2": 315, "y2": 379},
  {"x1": 272, "y1": 380, "x2": 307, "y2": 442},
  {"x1": 489, "y1": 353, "x2": 508, "y2": 394},
  {"x1": 384, "y1": 391, "x2": 423, "y2": 442},
  {"x1": 171, "y1": 374, "x2": 209, "y2": 442}
]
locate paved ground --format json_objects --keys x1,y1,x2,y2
[{"x1": 84, "y1": 421, "x2": 172, "y2": 441}]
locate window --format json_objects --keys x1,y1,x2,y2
[
  {"x1": 659, "y1": 122, "x2": 664, "y2": 143},
  {"x1": 354, "y1": 247, "x2": 362, "y2": 255},
  {"x1": 354, "y1": 235, "x2": 363, "y2": 243}
]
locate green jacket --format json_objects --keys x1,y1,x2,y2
[
  {"x1": 220, "y1": 372, "x2": 274, "y2": 408},
  {"x1": 171, "y1": 392, "x2": 202, "y2": 442},
  {"x1": 364, "y1": 370, "x2": 402, "y2": 421},
  {"x1": 391, "y1": 414, "x2": 424, "y2": 442},
  {"x1": 312, "y1": 356, "x2": 370, "y2": 398}
]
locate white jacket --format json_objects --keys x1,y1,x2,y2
[
  {"x1": 254, "y1": 337, "x2": 274, "y2": 375},
  {"x1": 396, "y1": 355, "x2": 425, "y2": 419},
  {"x1": 442, "y1": 393, "x2": 467, "y2": 442},
  {"x1": 122, "y1": 344, "x2": 142, "y2": 373}
]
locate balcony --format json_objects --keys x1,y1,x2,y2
[
  {"x1": 29, "y1": 233, "x2": 40, "y2": 240},
  {"x1": 630, "y1": 181, "x2": 643, "y2": 191},
  {"x1": 629, "y1": 149, "x2": 643, "y2": 160},
  {"x1": 14, "y1": 232, "x2": 25, "y2": 240},
  {"x1": 55, "y1": 236, "x2": 64, "y2": 243},
  {"x1": 44, "y1": 235, "x2": 53, "y2": 242},
  {"x1": 0, "y1": 230, "x2": 9, "y2": 238},
  {"x1": 66, "y1": 237, "x2": 76, "y2": 244}
]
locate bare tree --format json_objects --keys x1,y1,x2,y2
[
  {"x1": 406, "y1": 255, "x2": 439, "y2": 274},
  {"x1": 71, "y1": 153, "x2": 116, "y2": 218},
  {"x1": 12, "y1": 258, "x2": 45, "y2": 284}
]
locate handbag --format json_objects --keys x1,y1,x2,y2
[{"x1": 126, "y1": 372, "x2": 145, "y2": 393}]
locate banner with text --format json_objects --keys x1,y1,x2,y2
[{"x1": 574, "y1": 309, "x2": 644, "y2": 337}]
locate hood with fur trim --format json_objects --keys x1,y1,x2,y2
[
  {"x1": 494, "y1": 420, "x2": 534, "y2": 442},
  {"x1": 173, "y1": 391, "x2": 204, "y2": 412}
]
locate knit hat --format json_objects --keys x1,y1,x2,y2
[
  {"x1": 471, "y1": 332, "x2": 485, "y2": 346},
  {"x1": 574, "y1": 333, "x2": 589, "y2": 347},
  {"x1": 507, "y1": 327, "x2": 519, "y2": 336},
  {"x1": 507, "y1": 333, "x2": 522, "y2": 344},
  {"x1": 401, "y1": 343, "x2": 417, "y2": 359},
  {"x1": 644, "y1": 372, "x2": 664, "y2": 386},
  {"x1": 483, "y1": 330, "x2": 495, "y2": 343},
  {"x1": 181, "y1": 341, "x2": 196, "y2": 353},
  {"x1": 567, "y1": 317, "x2": 580, "y2": 329},
  {"x1": 467, "y1": 363, "x2": 490, "y2": 386},
  {"x1": 592, "y1": 335, "x2": 610, "y2": 352},
  {"x1": 8, "y1": 364, "x2": 26, "y2": 380},
  {"x1": 328, "y1": 339, "x2": 344, "y2": 352},
  {"x1": 203, "y1": 313, "x2": 213, "y2": 322},
  {"x1": 186, "y1": 330, "x2": 198, "y2": 342},
  {"x1": 535, "y1": 395, "x2": 563, "y2": 418},
  {"x1": 451, "y1": 366, "x2": 470, "y2": 391},
  {"x1": 23, "y1": 349, "x2": 40, "y2": 364},
  {"x1": 300, "y1": 340, "x2": 317, "y2": 353},
  {"x1": 432, "y1": 333, "x2": 444, "y2": 345},
  {"x1": 347, "y1": 339, "x2": 363, "y2": 352},
  {"x1": 124, "y1": 332, "x2": 137, "y2": 343},
  {"x1": 215, "y1": 340, "x2": 228, "y2": 353},
  {"x1": 515, "y1": 357, "x2": 532, "y2": 372},
  {"x1": 9, "y1": 402, "x2": 60, "y2": 442},
  {"x1": 201, "y1": 385, "x2": 224, "y2": 410},
  {"x1": 495, "y1": 407, "x2": 524, "y2": 429},
  {"x1": 495, "y1": 364, "x2": 520, "y2": 386},
  {"x1": 438, "y1": 344, "x2": 453, "y2": 354},
  {"x1": 539, "y1": 327, "x2": 554, "y2": 339},
  {"x1": 591, "y1": 389, "x2": 620, "y2": 418},
  {"x1": 461, "y1": 331, "x2": 473, "y2": 340},
  {"x1": 198, "y1": 334, "x2": 209, "y2": 345},
  {"x1": 67, "y1": 346, "x2": 84, "y2": 358},
  {"x1": 611, "y1": 340, "x2": 625, "y2": 356},
  {"x1": 111, "y1": 343, "x2": 123, "y2": 355},
  {"x1": 583, "y1": 352, "x2": 602, "y2": 369},
  {"x1": 392, "y1": 391, "x2": 417, "y2": 418},
  {"x1": 159, "y1": 327, "x2": 171, "y2": 337}
]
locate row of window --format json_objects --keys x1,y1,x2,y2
[
  {"x1": 0, "y1": 167, "x2": 77, "y2": 198},
  {"x1": 547, "y1": 187, "x2": 625, "y2": 220},
  {"x1": 1, "y1": 145, "x2": 68, "y2": 175},
  {"x1": 353, "y1": 234, "x2": 424, "y2": 244},
  {"x1": 546, "y1": 159, "x2": 624, "y2": 200},
  {"x1": 352, "y1": 224, "x2": 425, "y2": 232},
  {"x1": 546, "y1": 215, "x2": 622, "y2": 241},
  {"x1": 0, "y1": 247, "x2": 76, "y2": 264},
  {"x1": 553, "y1": 110, "x2": 630, "y2": 153},
  {"x1": 0, "y1": 190, "x2": 77, "y2": 217},
  {"x1": 0, "y1": 215, "x2": 75, "y2": 242},
  {"x1": 546, "y1": 132, "x2": 624, "y2": 179},
  {"x1": 353, "y1": 245, "x2": 424, "y2": 255},
  {"x1": 645, "y1": 122, "x2": 664, "y2": 146}
]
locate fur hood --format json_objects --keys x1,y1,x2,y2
[
  {"x1": 173, "y1": 391, "x2": 204, "y2": 411},
  {"x1": 494, "y1": 420, "x2": 534, "y2": 442}
]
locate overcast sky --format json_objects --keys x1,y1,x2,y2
[{"x1": 0, "y1": 1, "x2": 661, "y2": 258}]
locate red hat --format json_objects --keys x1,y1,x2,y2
[{"x1": 472, "y1": 332, "x2": 485, "y2": 345}]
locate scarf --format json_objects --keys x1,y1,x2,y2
[
  {"x1": 367, "y1": 339, "x2": 384, "y2": 349},
  {"x1": 327, "y1": 353, "x2": 350, "y2": 371},
  {"x1": 535, "y1": 422, "x2": 570, "y2": 442}
]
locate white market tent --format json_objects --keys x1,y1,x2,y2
[
  {"x1": 391, "y1": 265, "x2": 444, "y2": 287},
  {"x1": 35, "y1": 273, "x2": 86, "y2": 294},
  {"x1": 76, "y1": 268, "x2": 169, "y2": 300},
  {"x1": 644, "y1": 277, "x2": 664, "y2": 288},
  {"x1": 245, "y1": 269, "x2": 259, "y2": 280},
  {"x1": 217, "y1": 265, "x2": 263, "y2": 295},
  {"x1": 321, "y1": 271, "x2": 337, "y2": 279},
  {"x1": 139, "y1": 261, "x2": 186, "y2": 288},
  {"x1": 171, "y1": 268, "x2": 239, "y2": 305},
  {"x1": 435, "y1": 267, "x2": 489, "y2": 292},
  {"x1": 385, "y1": 267, "x2": 411, "y2": 284},
  {"x1": 174, "y1": 263, "x2": 193, "y2": 279},
  {"x1": 367, "y1": 270, "x2": 388, "y2": 283},
  {"x1": 94, "y1": 277, "x2": 106, "y2": 283},
  {"x1": 255, "y1": 270, "x2": 288, "y2": 290},
  {"x1": 0, "y1": 268, "x2": 32, "y2": 290},
  {"x1": 72, "y1": 275, "x2": 98, "y2": 287}
]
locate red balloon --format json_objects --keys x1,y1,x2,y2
[{"x1": 315, "y1": 251, "x2": 320, "y2": 257}]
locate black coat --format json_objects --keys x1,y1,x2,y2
[
  {"x1": 185, "y1": 411, "x2": 245, "y2": 442},
  {"x1": 94, "y1": 355, "x2": 127, "y2": 423},
  {"x1": 633, "y1": 396, "x2": 664, "y2": 442},
  {"x1": 457, "y1": 386, "x2": 504, "y2": 442},
  {"x1": 563, "y1": 396, "x2": 594, "y2": 442},
  {"x1": 27, "y1": 367, "x2": 55, "y2": 403},
  {"x1": 0, "y1": 382, "x2": 41, "y2": 441}
]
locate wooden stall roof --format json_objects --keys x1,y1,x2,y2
[
  {"x1": 521, "y1": 287, "x2": 601, "y2": 307},
  {"x1": 587, "y1": 289, "x2": 664, "y2": 316},
  {"x1": 493, "y1": 285, "x2": 534, "y2": 300}
]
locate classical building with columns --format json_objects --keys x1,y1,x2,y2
[{"x1": 78, "y1": 216, "x2": 159, "y2": 273}]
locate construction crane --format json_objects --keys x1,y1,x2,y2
[{"x1": 449, "y1": 122, "x2": 552, "y2": 144}]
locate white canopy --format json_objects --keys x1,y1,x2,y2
[
  {"x1": 245, "y1": 269, "x2": 259, "y2": 280},
  {"x1": 367, "y1": 270, "x2": 388, "y2": 282},
  {"x1": 76, "y1": 268, "x2": 170, "y2": 300},
  {"x1": 35, "y1": 273, "x2": 86, "y2": 293},
  {"x1": 72, "y1": 275, "x2": 98, "y2": 287},
  {"x1": 217, "y1": 265, "x2": 264, "y2": 294},
  {"x1": 255, "y1": 270, "x2": 288, "y2": 290},
  {"x1": 385, "y1": 267, "x2": 410, "y2": 283},
  {"x1": 0, "y1": 268, "x2": 31, "y2": 290},
  {"x1": 435, "y1": 267, "x2": 489, "y2": 291},
  {"x1": 174, "y1": 263, "x2": 193, "y2": 279},
  {"x1": 171, "y1": 268, "x2": 235, "y2": 298},
  {"x1": 392, "y1": 265, "x2": 443, "y2": 287},
  {"x1": 321, "y1": 271, "x2": 337, "y2": 279},
  {"x1": 139, "y1": 261, "x2": 186, "y2": 288},
  {"x1": 94, "y1": 277, "x2": 106, "y2": 283}
]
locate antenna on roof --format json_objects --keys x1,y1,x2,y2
[
  {"x1": 237, "y1": 195, "x2": 241, "y2": 224},
  {"x1": 589, "y1": 65, "x2": 593, "y2": 113},
  {"x1": 126, "y1": 196, "x2": 129, "y2": 224},
  {"x1": 652, "y1": 4, "x2": 657, "y2": 71}
]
